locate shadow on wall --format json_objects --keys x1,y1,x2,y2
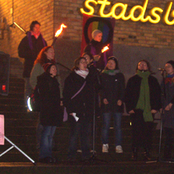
[{"x1": 54, "y1": 38, "x2": 81, "y2": 88}]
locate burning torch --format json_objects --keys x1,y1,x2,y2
[
  {"x1": 52, "y1": 23, "x2": 67, "y2": 46},
  {"x1": 101, "y1": 45, "x2": 109, "y2": 55}
]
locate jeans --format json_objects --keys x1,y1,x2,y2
[
  {"x1": 39, "y1": 126, "x2": 56, "y2": 159},
  {"x1": 68, "y1": 121, "x2": 91, "y2": 159},
  {"x1": 102, "y1": 112, "x2": 122, "y2": 146}
]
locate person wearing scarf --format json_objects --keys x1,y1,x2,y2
[
  {"x1": 18, "y1": 21, "x2": 47, "y2": 106},
  {"x1": 63, "y1": 57, "x2": 95, "y2": 161},
  {"x1": 125, "y1": 60, "x2": 161, "y2": 161},
  {"x1": 100, "y1": 56, "x2": 125, "y2": 154},
  {"x1": 161, "y1": 60, "x2": 174, "y2": 160}
]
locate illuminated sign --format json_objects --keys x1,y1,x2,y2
[{"x1": 80, "y1": 0, "x2": 174, "y2": 25}]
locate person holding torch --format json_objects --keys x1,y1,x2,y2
[{"x1": 84, "y1": 29, "x2": 110, "y2": 72}]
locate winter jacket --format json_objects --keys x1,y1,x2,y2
[
  {"x1": 161, "y1": 79, "x2": 174, "y2": 128},
  {"x1": 37, "y1": 72, "x2": 62, "y2": 126},
  {"x1": 125, "y1": 74, "x2": 161, "y2": 114},
  {"x1": 18, "y1": 32, "x2": 47, "y2": 77},
  {"x1": 100, "y1": 71, "x2": 125, "y2": 113},
  {"x1": 63, "y1": 71, "x2": 95, "y2": 123}
]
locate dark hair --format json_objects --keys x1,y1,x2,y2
[
  {"x1": 34, "y1": 46, "x2": 55, "y2": 66},
  {"x1": 30, "y1": 21, "x2": 41, "y2": 31},
  {"x1": 82, "y1": 52, "x2": 94, "y2": 60},
  {"x1": 166, "y1": 60, "x2": 174, "y2": 68},
  {"x1": 72, "y1": 57, "x2": 86, "y2": 71},
  {"x1": 43, "y1": 62, "x2": 56, "y2": 74},
  {"x1": 105, "y1": 56, "x2": 119, "y2": 70},
  {"x1": 136, "y1": 59, "x2": 152, "y2": 72}
]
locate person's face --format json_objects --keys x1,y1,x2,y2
[
  {"x1": 94, "y1": 33, "x2": 102, "y2": 42},
  {"x1": 165, "y1": 63, "x2": 174, "y2": 75},
  {"x1": 32, "y1": 24, "x2": 40, "y2": 34},
  {"x1": 45, "y1": 48, "x2": 55, "y2": 60},
  {"x1": 137, "y1": 61, "x2": 148, "y2": 71},
  {"x1": 107, "y1": 60, "x2": 116, "y2": 70},
  {"x1": 78, "y1": 59, "x2": 87, "y2": 70},
  {"x1": 83, "y1": 54, "x2": 92, "y2": 65},
  {"x1": 50, "y1": 65, "x2": 57, "y2": 77}
]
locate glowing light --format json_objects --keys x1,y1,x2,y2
[
  {"x1": 101, "y1": 46, "x2": 109, "y2": 53},
  {"x1": 55, "y1": 24, "x2": 67, "y2": 37},
  {"x1": 27, "y1": 97, "x2": 33, "y2": 111},
  {"x1": 163, "y1": 2, "x2": 174, "y2": 25},
  {"x1": 80, "y1": 0, "x2": 97, "y2": 15},
  {"x1": 80, "y1": 0, "x2": 174, "y2": 25}
]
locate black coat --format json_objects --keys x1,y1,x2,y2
[
  {"x1": 84, "y1": 39, "x2": 106, "y2": 71},
  {"x1": 37, "y1": 72, "x2": 62, "y2": 126},
  {"x1": 100, "y1": 71, "x2": 125, "y2": 113},
  {"x1": 18, "y1": 32, "x2": 47, "y2": 77},
  {"x1": 125, "y1": 74, "x2": 161, "y2": 113},
  {"x1": 63, "y1": 71, "x2": 95, "y2": 123}
]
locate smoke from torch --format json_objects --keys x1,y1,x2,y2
[{"x1": 52, "y1": 23, "x2": 67, "y2": 46}]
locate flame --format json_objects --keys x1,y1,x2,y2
[
  {"x1": 55, "y1": 24, "x2": 67, "y2": 37},
  {"x1": 101, "y1": 46, "x2": 109, "y2": 53}
]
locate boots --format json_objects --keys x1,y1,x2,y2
[
  {"x1": 131, "y1": 147, "x2": 138, "y2": 161},
  {"x1": 143, "y1": 148, "x2": 151, "y2": 161}
]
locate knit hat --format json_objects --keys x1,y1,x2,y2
[
  {"x1": 166, "y1": 60, "x2": 174, "y2": 68},
  {"x1": 107, "y1": 56, "x2": 119, "y2": 70},
  {"x1": 42, "y1": 62, "x2": 55, "y2": 73},
  {"x1": 92, "y1": 29, "x2": 102, "y2": 39}
]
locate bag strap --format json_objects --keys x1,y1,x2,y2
[{"x1": 71, "y1": 81, "x2": 86, "y2": 100}]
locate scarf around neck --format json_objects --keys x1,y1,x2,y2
[
  {"x1": 165, "y1": 74, "x2": 174, "y2": 85},
  {"x1": 75, "y1": 69, "x2": 89, "y2": 79},
  {"x1": 136, "y1": 70, "x2": 153, "y2": 122},
  {"x1": 102, "y1": 69, "x2": 120, "y2": 75}
]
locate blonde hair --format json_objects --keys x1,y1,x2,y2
[{"x1": 92, "y1": 29, "x2": 102, "y2": 39}]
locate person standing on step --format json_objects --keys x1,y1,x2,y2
[
  {"x1": 30, "y1": 46, "x2": 57, "y2": 150},
  {"x1": 100, "y1": 56, "x2": 125, "y2": 154},
  {"x1": 37, "y1": 62, "x2": 62, "y2": 163},
  {"x1": 125, "y1": 60, "x2": 161, "y2": 161},
  {"x1": 63, "y1": 57, "x2": 95, "y2": 161},
  {"x1": 161, "y1": 60, "x2": 174, "y2": 161},
  {"x1": 18, "y1": 21, "x2": 47, "y2": 107}
]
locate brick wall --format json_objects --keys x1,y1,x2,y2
[
  {"x1": 53, "y1": 0, "x2": 174, "y2": 49},
  {"x1": 1, "y1": 0, "x2": 174, "y2": 57},
  {"x1": 0, "y1": 0, "x2": 54, "y2": 58},
  {"x1": 0, "y1": 0, "x2": 174, "y2": 79}
]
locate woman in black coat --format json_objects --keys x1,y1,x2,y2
[
  {"x1": 63, "y1": 57, "x2": 95, "y2": 160},
  {"x1": 161, "y1": 60, "x2": 174, "y2": 160},
  {"x1": 125, "y1": 60, "x2": 161, "y2": 161},
  {"x1": 100, "y1": 56, "x2": 125, "y2": 153},
  {"x1": 37, "y1": 63, "x2": 62, "y2": 163}
]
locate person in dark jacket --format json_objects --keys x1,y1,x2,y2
[
  {"x1": 100, "y1": 56, "x2": 125, "y2": 153},
  {"x1": 63, "y1": 57, "x2": 94, "y2": 161},
  {"x1": 37, "y1": 62, "x2": 62, "y2": 163},
  {"x1": 161, "y1": 60, "x2": 174, "y2": 160},
  {"x1": 125, "y1": 60, "x2": 161, "y2": 161},
  {"x1": 82, "y1": 52, "x2": 101, "y2": 115},
  {"x1": 84, "y1": 29, "x2": 109, "y2": 71},
  {"x1": 18, "y1": 21, "x2": 47, "y2": 104}
]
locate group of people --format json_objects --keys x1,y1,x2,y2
[{"x1": 18, "y1": 21, "x2": 174, "y2": 163}]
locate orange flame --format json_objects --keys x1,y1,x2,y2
[
  {"x1": 55, "y1": 24, "x2": 67, "y2": 37},
  {"x1": 101, "y1": 46, "x2": 109, "y2": 53}
]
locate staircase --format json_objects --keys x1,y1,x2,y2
[{"x1": 0, "y1": 74, "x2": 166, "y2": 163}]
